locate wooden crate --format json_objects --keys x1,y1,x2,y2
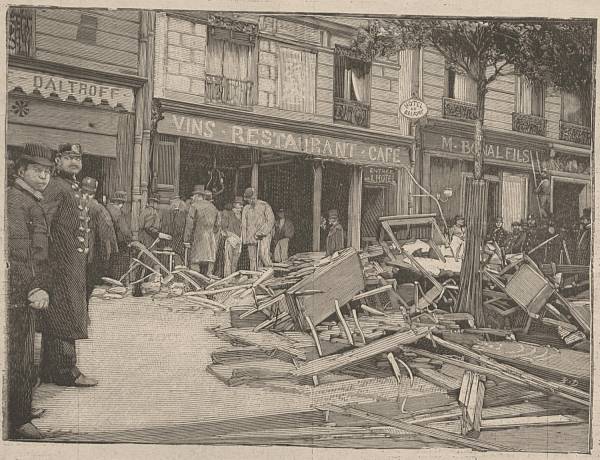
[
  {"x1": 504, "y1": 264, "x2": 554, "y2": 317},
  {"x1": 286, "y1": 248, "x2": 365, "y2": 330}
]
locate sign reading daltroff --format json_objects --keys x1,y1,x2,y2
[
  {"x1": 8, "y1": 68, "x2": 135, "y2": 111},
  {"x1": 159, "y1": 112, "x2": 410, "y2": 167}
]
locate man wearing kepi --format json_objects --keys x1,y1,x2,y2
[
  {"x1": 7, "y1": 154, "x2": 53, "y2": 439},
  {"x1": 241, "y1": 187, "x2": 275, "y2": 270},
  {"x1": 40, "y1": 143, "x2": 97, "y2": 387}
]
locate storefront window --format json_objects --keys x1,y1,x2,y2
[{"x1": 277, "y1": 46, "x2": 317, "y2": 113}]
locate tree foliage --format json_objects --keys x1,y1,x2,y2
[
  {"x1": 514, "y1": 21, "x2": 594, "y2": 95},
  {"x1": 353, "y1": 18, "x2": 594, "y2": 98}
]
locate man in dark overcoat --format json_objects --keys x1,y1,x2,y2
[
  {"x1": 106, "y1": 191, "x2": 133, "y2": 281},
  {"x1": 39, "y1": 143, "x2": 97, "y2": 387},
  {"x1": 82, "y1": 177, "x2": 119, "y2": 302},
  {"x1": 7, "y1": 154, "x2": 53, "y2": 439}
]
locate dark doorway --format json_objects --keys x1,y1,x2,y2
[{"x1": 553, "y1": 180, "x2": 585, "y2": 224}]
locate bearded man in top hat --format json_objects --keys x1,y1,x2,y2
[
  {"x1": 40, "y1": 143, "x2": 97, "y2": 387},
  {"x1": 81, "y1": 177, "x2": 118, "y2": 303},
  {"x1": 7, "y1": 153, "x2": 53, "y2": 439},
  {"x1": 241, "y1": 187, "x2": 275, "y2": 270},
  {"x1": 184, "y1": 187, "x2": 220, "y2": 276},
  {"x1": 107, "y1": 191, "x2": 133, "y2": 280}
]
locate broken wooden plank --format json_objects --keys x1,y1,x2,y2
[
  {"x1": 292, "y1": 326, "x2": 431, "y2": 377},
  {"x1": 480, "y1": 414, "x2": 585, "y2": 430},
  {"x1": 324, "y1": 405, "x2": 513, "y2": 451},
  {"x1": 212, "y1": 327, "x2": 306, "y2": 361},
  {"x1": 413, "y1": 368, "x2": 462, "y2": 392},
  {"x1": 472, "y1": 341, "x2": 590, "y2": 386},
  {"x1": 351, "y1": 285, "x2": 392, "y2": 302},
  {"x1": 401, "y1": 344, "x2": 589, "y2": 406}
]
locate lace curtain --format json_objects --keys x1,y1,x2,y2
[{"x1": 278, "y1": 46, "x2": 316, "y2": 113}]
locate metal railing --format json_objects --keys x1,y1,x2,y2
[
  {"x1": 512, "y1": 112, "x2": 547, "y2": 137},
  {"x1": 442, "y1": 97, "x2": 478, "y2": 121},
  {"x1": 333, "y1": 97, "x2": 370, "y2": 128},
  {"x1": 205, "y1": 74, "x2": 254, "y2": 107},
  {"x1": 559, "y1": 120, "x2": 592, "y2": 146}
]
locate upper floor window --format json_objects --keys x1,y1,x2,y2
[
  {"x1": 8, "y1": 7, "x2": 35, "y2": 57},
  {"x1": 561, "y1": 91, "x2": 590, "y2": 127},
  {"x1": 333, "y1": 46, "x2": 371, "y2": 128},
  {"x1": 512, "y1": 76, "x2": 546, "y2": 136},
  {"x1": 516, "y1": 76, "x2": 544, "y2": 117},
  {"x1": 447, "y1": 68, "x2": 477, "y2": 103},
  {"x1": 560, "y1": 90, "x2": 591, "y2": 145},
  {"x1": 205, "y1": 15, "x2": 258, "y2": 107},
  {"x1": 277, "y1": 46, "x2": 316, "y2": 113}
]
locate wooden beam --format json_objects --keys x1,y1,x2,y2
[
  {"x1": 312, "y1": 162, "x2": 322, "y2": 252},
  {"x1": 293, "y1": 326, "x2": 431, "y2": 377},
  {"x1": 324, "y1": 405, "x2": 512, "y2": 451}
]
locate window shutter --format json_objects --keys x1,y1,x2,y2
[{"x1": 152, "y1": 135, "x2": 179, "y2": 197}]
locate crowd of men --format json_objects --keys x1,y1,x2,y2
[
  {"x1": 7, "y1": 144, "x2": 350, "y2": 439},
  {"x1": 448, "y1": 210, "x2": 592, "y2": 267}
]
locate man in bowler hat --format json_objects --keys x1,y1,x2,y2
[{"x1": 7, "y1": 154, "x2": 53, "y2": 438}]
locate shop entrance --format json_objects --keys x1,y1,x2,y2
[
  {"x1": 321, "y1": 162, "x2": 351, "y2": 251},
  {"x1": 258, "y1": 157, "x2": 314, "y2": 255},
  {"x1": 179, "y1": 140, "x2": 252, "y2": 207},
  {"x1": 553, "y1": 178, "x2": 589, "y2": 224}
]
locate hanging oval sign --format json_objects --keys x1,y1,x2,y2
[{"x1": 399, "y1": 97, "x2": 428, "y2": 120}]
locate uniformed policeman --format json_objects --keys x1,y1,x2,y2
[
  {"x1": 7, "y1": 154, "x2": 53, "y2": 439},
  {"x1": 39, "y1": 143, "x2": 98, "y2": 387}
]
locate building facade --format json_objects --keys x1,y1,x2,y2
[
  {"x1": 6, "y1": 7, "x2": 155, "y2": 232},
  {"x1": 417, "y1": 48, "x2": 592, "y2": 231},
  {"x1": 150, "y1": 12, "x2": 414, "y2": 253}
]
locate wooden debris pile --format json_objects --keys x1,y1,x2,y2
[{"x1": 197, "y1": 236, "x2": 589, "y2": 449}]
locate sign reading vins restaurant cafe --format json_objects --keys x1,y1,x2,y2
[{"x1": 158, "y1": 112, "x2": 410, "y2": 167}]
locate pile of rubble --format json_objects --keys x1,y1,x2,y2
[{"x1": 92, "y1": 214, "x2": 590, "y2": 450}]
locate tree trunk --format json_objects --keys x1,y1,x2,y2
[{"x1": 457, "y1": 80, "x2": 488, "y2": 327}]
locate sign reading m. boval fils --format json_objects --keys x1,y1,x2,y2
[
  {"x1": 424, "y1": 132, "x2": 548, "y2": 166},
  {"x1": 159, "y1": 112, "x2": 410, "y2": 167},
  {"x1": 8, "y1": 68, "x2": 135, "y2": 111}
]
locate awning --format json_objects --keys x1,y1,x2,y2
[
  {"x1": 7, "y1": 123, "x2": 117, "y2": 159},
  {"x1": 7, "y1": 90, "x2": 123, "y2": 158}
]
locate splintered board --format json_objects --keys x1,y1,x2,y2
[
  {"x1": 472, "y1": 341, "x2": 590, "y2": 387},
  {"x1": 286, "y1": 248, "x2": 365, "y2": 330}
]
